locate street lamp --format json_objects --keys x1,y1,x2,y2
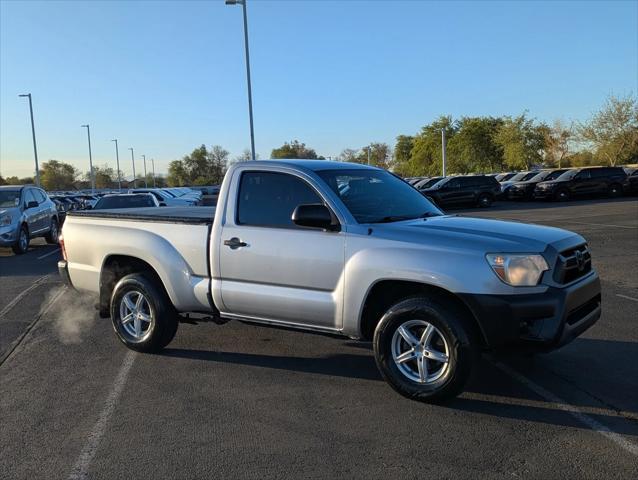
[
  {"x1": 81, "y1": 125, "x2": 95, "y2": 193},
  {"x1": 128, "y1": 147, "x2": 136, "y2": 188},
  {"x1": 141, "y1": 154, "x2": 147, "y2": 187},
  {"x1": 18, "y1": 94, "x2": 40, "y2": 187},
  {"x1": 111, "y1": 139, "x2": 122, "y2": 191},
  {"x1": 151, "y1": 158, "x2": 156, "y2": 187},
  {"x1": 225, "y1": 0, "x2": 256, "y2": 161}
]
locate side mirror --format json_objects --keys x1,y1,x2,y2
[
  {"x1": 27, "y1": 200, "x2": 39, "y2": 209},
  {"x1": 159, "y1": 202, "x2": 167, "y2": 207},
  {"x1": 292, "y1": 204, "x2": 339, "y2": 231}
]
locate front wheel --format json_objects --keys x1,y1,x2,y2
[
  {"x1": 45, "y1": 217, "x2": 59, "y2": 244},
  {"x1": 477, "y1": 193, "x2": 493, "y2": 208},
  {"x1": 373, "y1": 296, "x2": 477, "y2": 402},
  {"x1": 12, "y1": 225, "x2": 29, "y2": 255},
  {"x1": 555, "y1": 188, "x2": 570, "y2": 202},
  {"x1": 110, "y1": 273, "x2": 178, "y2": 353},
  {"x1": 608, "y1": 183, "x2": 623, "y2": 198}
]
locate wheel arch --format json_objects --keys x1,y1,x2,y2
[
  {"x1": 358, "y1": 279, "x2": 488, "y2": 348},
  {"x1": 99, "y1": 255, "x2": 167, "y2": 318}
]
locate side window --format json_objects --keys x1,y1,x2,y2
[
  {"x1": 23, "y1": 189, "x2": 36, "y2": 207},
  {"x1": 447, "y1": 178, "x2": 461, "y2": 189},
  {"x1": 458, "y1": 177, "x2": 473, "y2": 187},
  {"x1": 34, "y1": 189, "x2": 47, "y2": 203},
  {"x1": 237, "y1": 171, "x2": 322, "y2": 228},
  {"x1": 576, "y1": 170, "x2": 591, "y2": 180}
]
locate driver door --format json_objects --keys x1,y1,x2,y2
[{"x1": 218, "y1": 170, "x2": 345, "y2": 330}]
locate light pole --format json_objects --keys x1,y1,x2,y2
[
  {"x1": 151, "y1": 158, "x2": 156, "y2": 187},
  {"x1": 111, "y1": 139, "x2": 122, "y2": 191},
  {"x1": 81, "y1": 125, "x2": 95, "y2": 192},
  {"x1": 128, "y1": 148, "x2": 136, "y2": 188},
  {"x1": 18, "y1": 94, "x2": 40, "y2": 186},
  {"x1": 367, "y1": 146, "x2": 371, "y2": 166},
  {"x1": 141, "y1": 154, "x2": 147, "y2": 187},
  {"x1": 226, "y1": 0, "x2": 256, "y2": 161},
  {"x1": 441, "y1": 128, "x2": 447, "y2": 177}
]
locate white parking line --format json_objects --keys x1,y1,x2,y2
[
  {"x1": 37, "y1": 248, "x2": 60, "y2": 260},
  {"x1": 560, "y1": 220, "x2": 638, "y2": 229},
  {"x1": 68, "y1": 350, "x2": 137, "y2": 480},
  {"x1": 616, "y1": 294, "x2": 638, "y2": 302},
  {"x1": 0, "y1": 274, "x2": 50, "y2": 320},
  {"x1": 491, "y1": 360, "x2": 638, "y2": 457}
]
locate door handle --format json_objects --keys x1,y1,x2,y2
[{"x1": 224, "y1": 237, "x2": 247, "y2": 249}]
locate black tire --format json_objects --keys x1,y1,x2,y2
[
  {"x1": 373, "y1": 296, "x2": 477, "y2": 402},
  {"x1": 608, "y1": 183, "x2": 623, "y2": 198},
  {"x1": 110, "y1": 273, "x2": 178, "y2": 353},
  {"x1": 45, "y1": 217, "x2": 59, "y2": 244},
  {"x1": 477, "y1": 193, "x2": 493, "y2": 208},
  {"x1": 555, "y1": 188, "x2": 570, "y2": 202},
  {"x1": 11, "y1": 224, "x2": 29, "y2": 255}
]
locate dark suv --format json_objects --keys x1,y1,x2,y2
[
  {"x1": 506, "y1": 169, "x2": 569, "y2": 200},
  {"x1": 421, "y1": 175, "x2": 500, "y2": 208},
  {"x1": 534, "y1": 166, "x2": 628, "y2": 201}
]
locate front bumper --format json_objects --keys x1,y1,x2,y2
[
  {"x1": 58, "y1": 260, "x2": 74, "y2": 289},
  {"x1": 533, "y1": 188, "x2": 556, "y2": 199},
  {"x1": 507, "y1": 188, "x2": 531, "y2": 200},
  {"x1": 459, "y1": 271, "x2": 601, "y2": 351},
  {"x1": 0, "y1": 225, "x2": 18, "y2": 247}
]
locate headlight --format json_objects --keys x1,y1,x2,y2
[
  {"x1": 0, "y1": 214, "x2": 11, "y2": 226},
  {"x1": 486, "y1": 253, "x2": 549, "y2": 286}
]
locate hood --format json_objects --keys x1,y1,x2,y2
[
  {"x1": 0, "y1": 207, "x2": 19, "y2": 216},
  {"x1": 371, "y1": 215, "x2": 580, "y2": 253}
]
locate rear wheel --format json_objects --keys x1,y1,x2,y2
[
  {"x1": 477, "y1": 193, "x2": 493, "y2": 208},
  {"x1": 373, "y1": 296, "x2": 477, "y2": 402},
  {"x1": 110, "y1": 273, "x2": 178, "y2": 352},
  {"x1": 12, "y1": 225, "x2": 29, "y2": 255},
  {"x1": 45, "y1": 217, "x2": 59, "y2": 244}
]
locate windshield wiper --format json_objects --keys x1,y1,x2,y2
[{"x1": 371, "y1": 215, "x2": 416, "y2": 224}]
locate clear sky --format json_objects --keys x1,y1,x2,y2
[{"x1": 1, "y1": 0, "x2": 636, "y2": 178}]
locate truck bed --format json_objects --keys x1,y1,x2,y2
[{"x1": 68, "y1": 206, "x2": 215, "y2": 225}]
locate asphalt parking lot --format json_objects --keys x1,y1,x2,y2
[{"x1": 1, "y1": 198, "x2": 637, "y2": 479}]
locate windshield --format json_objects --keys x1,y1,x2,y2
[
  {"x1": 496, "y1": 173, "x2": 514, "y2": 181},
  {"x1": 556, "y1": 169, "x2": 578, "y2": 181},
  {"x1": 528, "y1": 171, "x2": 551, "y2": 182},
  {"x1": 546, "y1": 170, "x2": 567, "y2": 181},
  {"x1": 317, "y1": 169, "x2": 442, "y2": 223},
  {"x1": 419, "y1": 177, "x2": 443, "y2": 189},
  {"x1": 508, "y1": 172, "x2": 531, "y2": 182},
  {"x1": 94, "y1": 195, "x2": 155, "y2": 209},
  {"x1": 0, "y1": 190, "x2": 21, "y2": 208}
]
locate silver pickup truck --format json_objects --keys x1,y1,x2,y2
[{"x1": 58, "y1": 160, "x2": 601, "y2": 401}]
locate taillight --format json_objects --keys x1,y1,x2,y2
[{"x1": 59, "y1": 233, "x2": 67, "y2": 261}]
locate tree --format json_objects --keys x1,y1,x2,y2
[
  {"x1": 577, "y1": 94, "x2": 638, "y2": 166},
  {"x1": 271, "y1": 140, "x2": 319, "y2": 159},
  {"x1": 167, "y1": 145, "x2": 229, "y2": 186},
  {"x1": 493, "y1": 113, "x2": 545, "y2": 170},
  {"x1": 392, "y1": 135, "x2": 415, "y2": 175},
  {"x1": 39, "y1": 160, "x2": 78, "y2": 191},
  {"x1": 0, "y1": 175, "x2": 5, "y2": 186},
  {"x1": 447, "y1": 117, "x2": 504, "y2": 173},
  {"x1": 543, "y1": 119, "x2": 573, "y2": 168},
  {"x1": 91, "y1": 165, "x2": 115, "y2": 189},
  {"x1": 338, "y1": 148, "x2": 358, "y2": 163},
  {"x1": 409, "y1": 116, "x2": 457, "y2": 176},
  {"x1": 232, "y1": 149, "x2": 254, "y2": 163}
]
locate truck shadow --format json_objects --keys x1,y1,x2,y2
[{"x1": 163, "y1": 337, "x2": 638, "y2": 437}]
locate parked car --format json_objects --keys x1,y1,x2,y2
[
  {"x1": 499, "y1": 171, "x2": 540, "y2": 197},
  {"x1": 93, "y1": 193, "x2": 159, "y2": 209},
  {"x1": 506, "y1": 169, "x2": 569, "y2": 200},
  {"x1": 495, "y1": 172, "x2": 516, "y2": 182},
  {"x1": 414, "y1": 177, "x2": 442, "y2": 190},
  {"x1": 406, "y1": 177, "x2": 427, "y2": 186},
  {"x1": 59, "y1": 160, "x2": 601, "y2": 402},
  {"x1": 190, "y1": 185, "x2": 221, "y2": 196},
  {"x1": 623, "y1": 167, "x2": 638, "y2": 195},
  {"x1": 421, "y1": 175, "x2": 500, "y2": 207},
  {"x1": 534, "y1": 166, "x2": 628, "y2": 201},
  {"x1": 0, "y1": 185, "x2": 60, "y2": 254},
  {"x1": 128, "y1": 188, "x2": 196, "y2": 206}
]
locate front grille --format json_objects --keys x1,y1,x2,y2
[{"x1": 554, "y1": 243, "x2": 592, "y2": 285}]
